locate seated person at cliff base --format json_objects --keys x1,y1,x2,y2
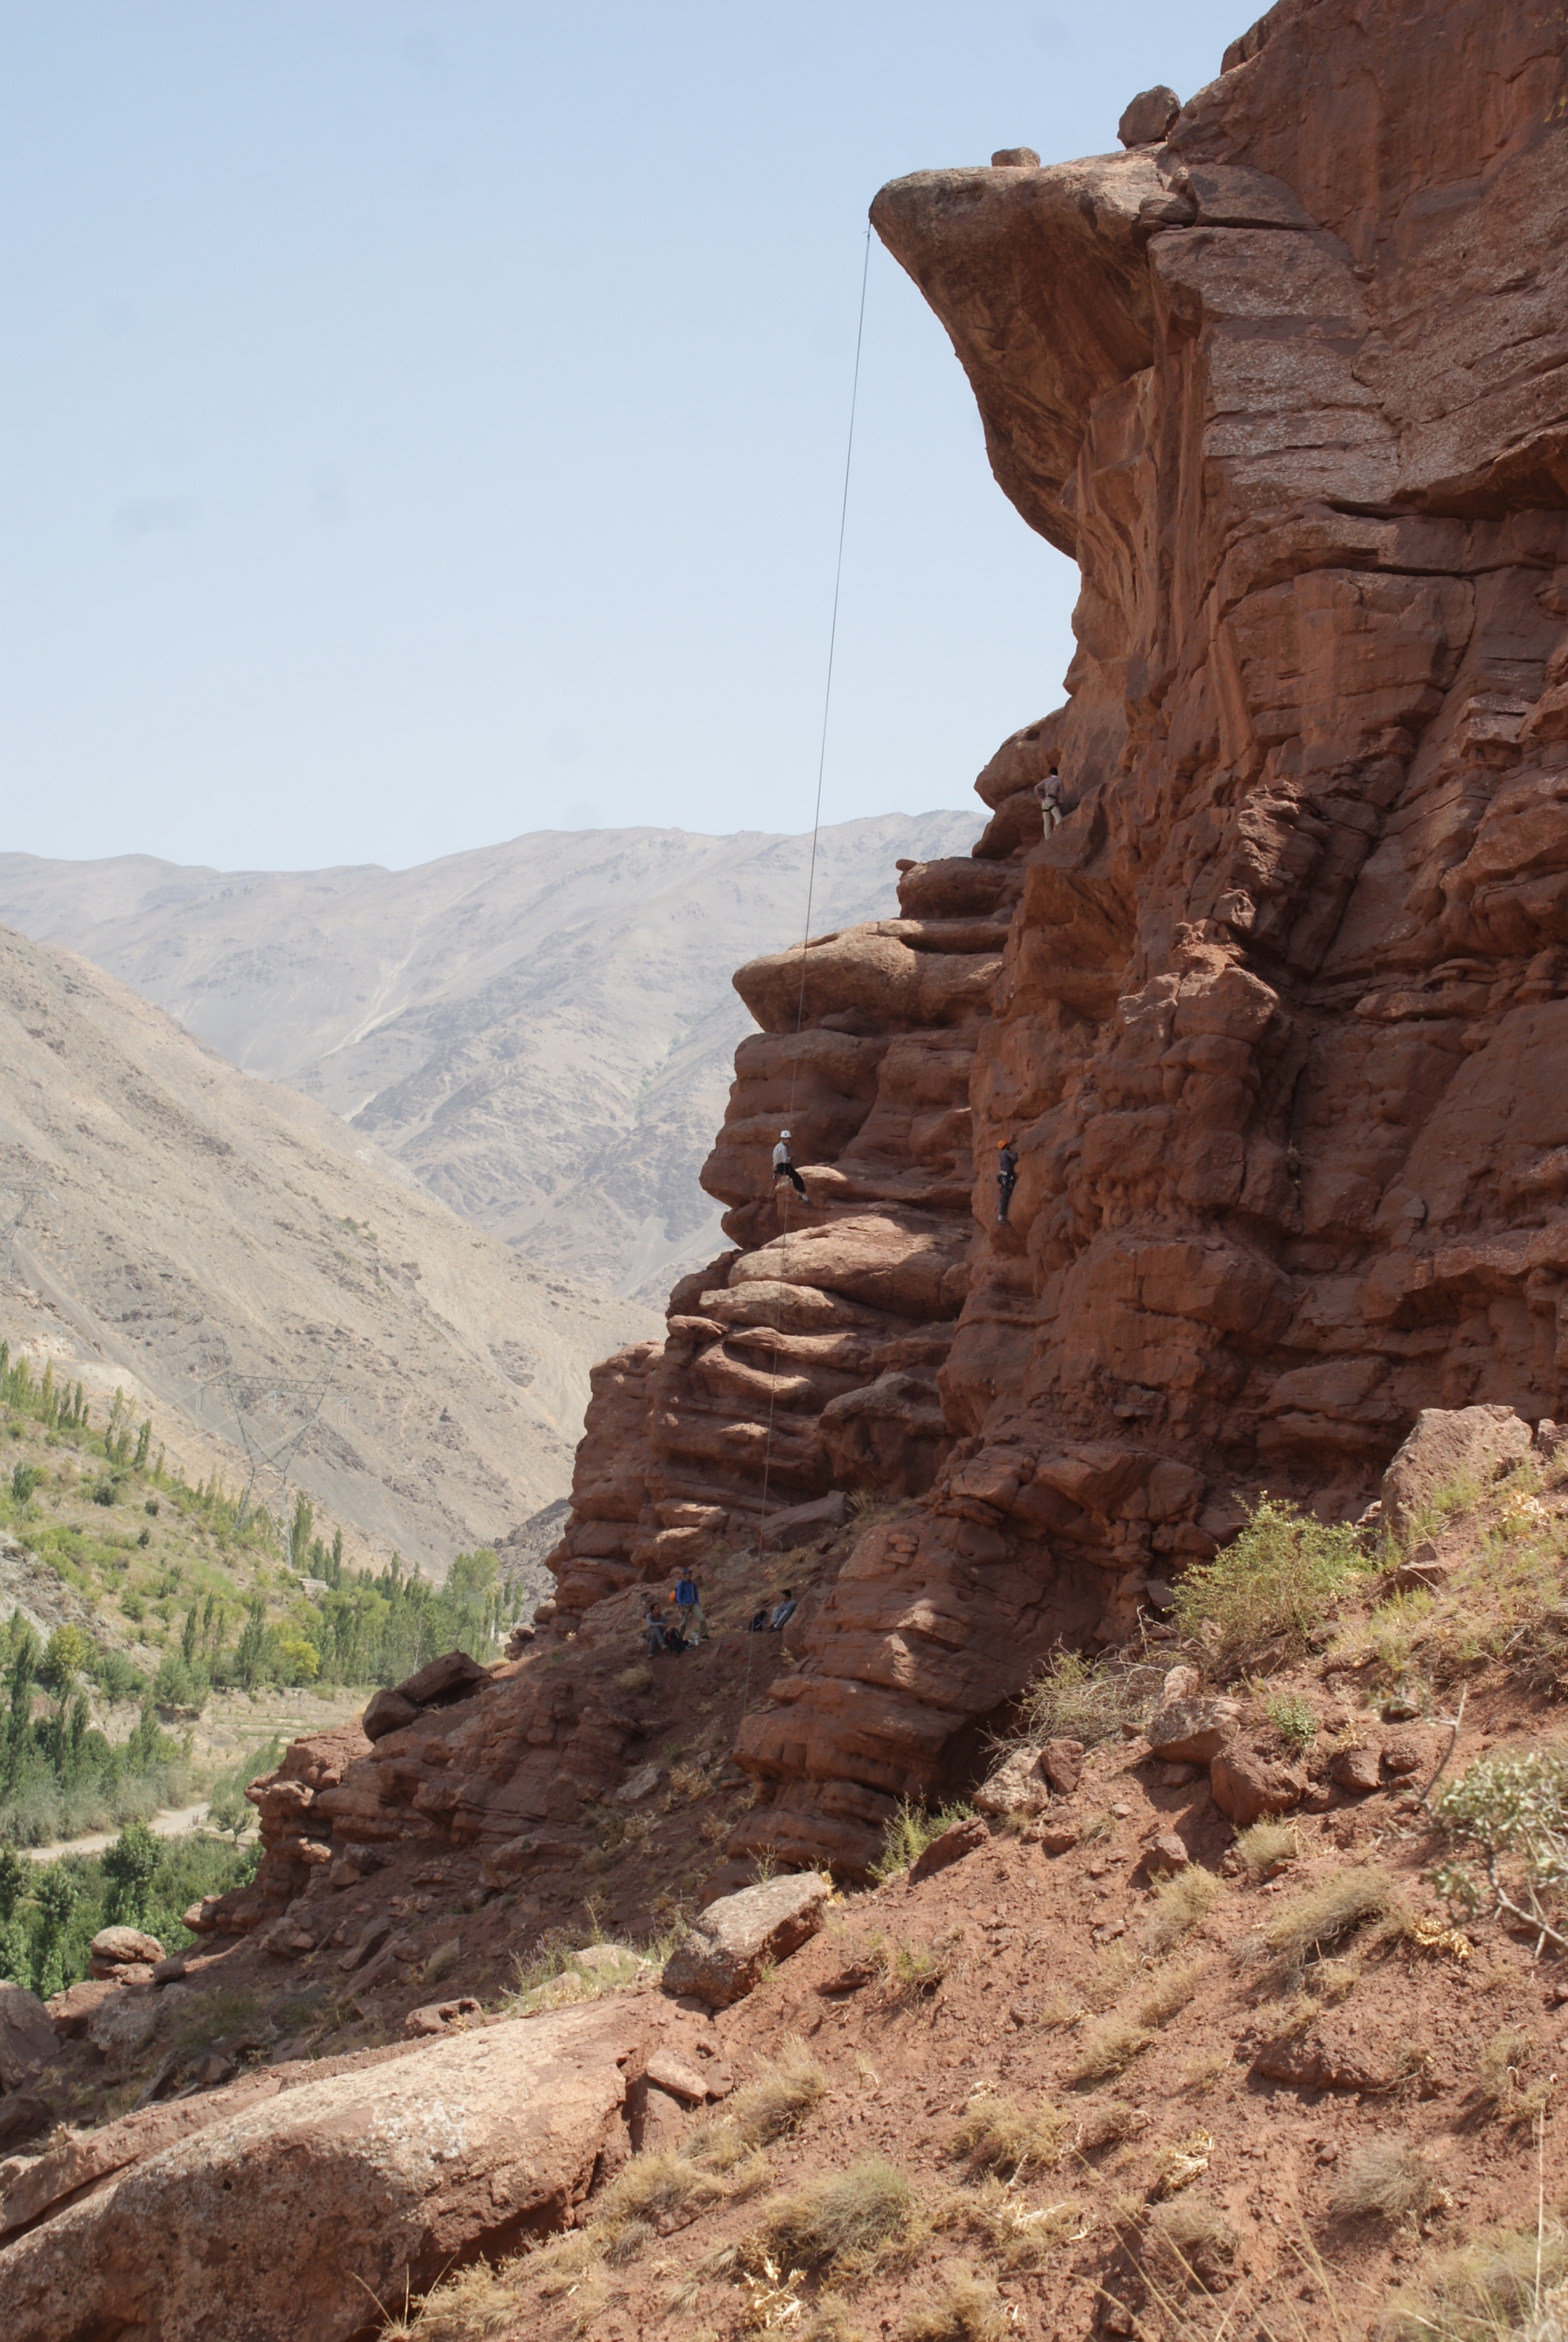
[
  {"x1": 748, "y1": 1589, "x2": 797, "y2": 1632},
  {"x1": 645, "y1": 1607, "x2": 685, "y2": 1655}
]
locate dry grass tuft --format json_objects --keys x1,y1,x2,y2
[
  {"x1": 801, "y1": 2300, "x2": 870, "y2": 2342},
  {"x1": 729, "y1": 2038, "x2": 828, "y2": 2144},
  {"x1": 593, "y1": 2148, "x2": 723, "y2": 2237},
  {"x1": 752, "y1": 2157, "x2": 920, "y2": 2278},
  {"x1": 1143, "y1": 1864, "x2": 1224, "y2": 1954},
  {"x1": 615, "y1": 1663, "x2": 653, "y2": 1696},
  {"x1": 1135, "y1": 1955, "x2": 1206, "y2": 2028},
  {"x1": 499, "y1": 1938, "x2": 648, "y2": 2018},
  {"x1": 936, "y1": 2177, "x2": 1085, "y2": 2272},
  {"x1": 1233, "y1": 1819, "x2": 1299, "y2": 1880},
  {"x1": 1330, "y1": 2135, "x2": 1448, "y2": 2225},
  {"x1": 1178, "y1": 2046, "x2": 1232, "y2": 2096},
  {"x1": 691, "y1": 2039, "x2": 827, "y2": 2163},
  {"x1": 1142, "y1": 2191, "x2": 1238, "y2": 2291},
  {"x1": 900, "y1": 2266, "x2": 1009, "y2": 2342},
  {"x1": 951, "y1": 2093, "x2": 1071, "y2": 2179},
  {"x1": 1255, "y1": 1863, "x2": 1409, "y2": 1983},
  {"x1": 1471, "y1": 2026, "x2": 1553, "y2": 2127},
  {"x1": 384, "y1": 2256, "x2": 523, "y2": 2341},
  {"x1": 1379, "y1": 2222, "x2": 1568, "y2": 2342},
  {"x1": 1076, "y1": 2098, "x2": 1145, "y2": 2154},
  {"x1": 1021, "y1": 1645, "x2": 1160, "y2": 1745},
  {"x1": 875, "y1": 1930, "x2": 966, "y2": 2008},
  {"x1": 1067, "y1": 2010, "x2": 1155, "y2": 2085}
]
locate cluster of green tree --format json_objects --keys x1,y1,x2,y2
[
  {"x1": 306, "y1": 1543, "x2": 520, "y2": 1685},
  {"x1": 4, "y1": 1352, "x2": 524, "y2": 1713},
  {"x1": 0, "y1": 1618, "x2": 193, "y2": 1847},
  {"x1": 132, "y1": 1539, "x2": 519, "y2": 1706},
  {"x1": 0, "y1": 1819, "x2": 257, "y2": 1998},
  {"x1": 0, "y1": 1345, "x2": 90, "y2": 1436}
]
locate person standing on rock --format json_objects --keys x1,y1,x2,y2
[
  {"x1": 996, "y1": 1138, "x2": 1018, "y2": 1224},
  {"x1": 670, "y1": 1567, "x2": 707, "y2": 1644},
  {"x1": 773, "y1": 1130, "x2": 808, "y2": 1200}
]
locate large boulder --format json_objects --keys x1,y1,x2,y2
[
  {"x1": 759, "y1": 1490, "x2": 849, "y2": 1552},
  {"x1": 1209, "y1": 1748, "x2": 1306, "y2": 1828},
  {"x1": 86, "y1": 1988, "x2": 163, "y2": 2064},
  {"x1": 1146, "y1": 1697, "x2": 1241, "y2": 1766},
  {"x1": 1, "y1": 2000, "x2": 653, "y2": 2342},
  {"x1": 87, "y1": 1926, "x2": 165, "y2": 1978},
  {"x1": 662, "y1": 1872, "x2": 831, "y2": 2007},
  {"x1": 0, "y1": 1984, "x2": 56, "y2": 2090},
  {"x1": 360, "y1": 1687, "x2": 419, "y2": 1743},
  {"x1": 395, "y1": 1650, "x2": 490, "y2": 1708},
  {"x1": 1379, "y1": 1405, "x2": 1534, "y2": 1538}
]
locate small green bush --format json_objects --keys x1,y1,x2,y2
[
  {"x1": 1432, "y1": 1748, "x2": 1568, "y2": 1945},
  {"x1": 1172, "y1": 1498, "x2": 1371, "y2": 1670},
  {"x1": 1264, "y1": 1690, "x2": 1317, "y2": 1753},
  {"x1": 869, "y1": 1801, "x2": 974, "y2": 1886}
]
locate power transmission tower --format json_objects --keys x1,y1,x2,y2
[{"x1": 197, "y1": 1365, "x2": 336, "y2": 1537}]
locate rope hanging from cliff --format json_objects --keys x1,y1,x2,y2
[{"x1": 746, "y1": 225, "x2": 874, "y2": 1645}]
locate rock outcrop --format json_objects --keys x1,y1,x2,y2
[
  {"x1": 152, "y1": 0, "x2": 1568, "y2": 1902},
  {"x1": 526, "y1": 0, "x2": 1568, "y2": 1878},
  {"x1": 2, "y1": 2000, "x2": 656, "y2": 2342}
]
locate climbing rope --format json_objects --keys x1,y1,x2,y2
[{"x1": 740, "y1": 226, "x2": 875, "y2": 1706}]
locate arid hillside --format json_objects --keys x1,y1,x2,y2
[
  {"x1": 0, "y1": 924, "x2": 657, "y2": 1573},
  {"x1": 0, "y1": 815, "x2": 973, "y2": 1304}
]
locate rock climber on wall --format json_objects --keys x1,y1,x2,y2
[
  {"x1": 773, "y1": 1129, "x2": 808, "y2": 1200},
  {"x1": 1035, "y1": 771, "x2": 1062, "y2": 835},
  {"x1": 996, "y1": 1137, "x2": 1018, "y2": 1224}
]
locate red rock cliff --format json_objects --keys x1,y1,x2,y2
[{"x1": 540, "y1": 0, "x2": 1568, "y2": 1877}]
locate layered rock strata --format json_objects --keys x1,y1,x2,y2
[
  {"x1": 543, "y1": 865, "x2": 1029, "y2": 1625},
  {"x1": 190, "y1": 0, "x2": 1568, "y2": 1895},
  {"x1": 548, "y1": 0, "x2": 1568, "y2": 1877}
]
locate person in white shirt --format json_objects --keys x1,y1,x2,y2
[{"x1": 772, "y1": 1130, "x2": 807, "y2": 1200}]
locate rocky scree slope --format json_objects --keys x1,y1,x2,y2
[
  {"x1": 0, "y1": 817, "x2": 973, "y2": 1307},
  {"x1": 0, "y1": 925, "x2": 655, "y2": 1573},
  {"x1": 532, "y1": 0, "x2": 1568, "y2": 1878}
]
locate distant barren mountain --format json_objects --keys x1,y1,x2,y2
[
  {"x1": 0, "y1": 925, "x2": 657, "y2": 1574},
  {"x1": 0, "y1": 817, "x2": 973, "y2": 1301}
]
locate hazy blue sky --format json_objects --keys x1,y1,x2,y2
[{"x1": 3, "y1": 2, "x2": 1246, "y2": 870}]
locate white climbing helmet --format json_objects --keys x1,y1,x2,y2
[{"x1": 780, "y1": 1129, "x2": 791, "y2": 1139}]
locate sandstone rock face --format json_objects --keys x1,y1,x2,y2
[
  {"x1": 1, "y1": 2001, "x2": 650, "y2": 2342},
  {"x1": 723, "y1": 0, "x2": 1568, "y2": 1874},
  {"x1": 0, "y1": 1986, "x2": 56, "y2": 2090},
  {"x1": 191, "y1": 0, "x2": 1568, "y2": 1896},
  {"x1": 1379, "y1": 1404, "x2": 1535, "y2": 1536},
  {"x1": 661, "y1": 1872, "x2": 832, "y2": 2007}
]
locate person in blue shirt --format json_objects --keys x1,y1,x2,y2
[{"x1": 670, "y1": 1567, "x2": 707, "y2": 1644}]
